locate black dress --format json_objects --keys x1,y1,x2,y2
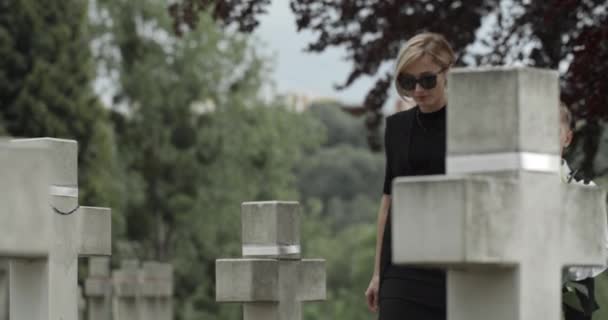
[{"x1": 378, "y1": 105, "x2": 447, "y2": 320}]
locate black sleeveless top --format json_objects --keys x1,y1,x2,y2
[{"x1": 380, "y1": 105, "x2": 446, "y2": 307}]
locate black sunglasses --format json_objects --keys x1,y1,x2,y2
[{"x1": 397, "y1": 68, "x2": 447, "y2": 91}]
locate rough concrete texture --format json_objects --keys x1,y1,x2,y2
[
  {"x1": 392, "y1": 171, "x2": 602, "y2": 320},
  {"x1": 216, "y1": 259, "x2": 325, "y2": 303},
  {"x1": 0, "y1": 141, "x2": 51, "y2": 320},
  {"x1": 140, "y1": 261, "x2": 173, "y2": 297},
  {"x1": 561, "y1": 183, "x2": 608, "y2": 266},
  {"x1": 447, "y1": 67, "x2": 560, "y2": 156},
  {"x1": 216, "y1": 259, "x2": 280, "y2": 302},
  {"x1": 113, "y1": 260, "x2": 141, "y2": 320},
  {"x1": 13, "y1": 138, "x2": 78, "y2": 187},
  {"x1": 79, "y1": 207, "x2": 112, "y2": 256},
  {"x1": 217, "y1": 201, "x2": 326, "y2": 320},
  {"x1": 85, "y1": 257, "x2": 112, "y2": 320},
  {"x1": 113, "y1": 260, "x2": 140, "y2": 297},
  {"x1": 9, "y1": 259, "x2": 49, "y2": 320},
  {"x1": 0, "y1": 142, "x2": 50, "y2": 257},
  {"x1": 391, "y1": 67, "x2": 606, "y2": 320},
  {"x1": 85, "y1": 257, "x2": 112, "y2": 296},
  {"x1": 86, "y1": 258, "x2": 173, "y2": 320},
  {"x1": 241, "y1": 201, "x2": 301, "y2": 259},
  {"x1": 3, "y1": 138, "x2": 112, "y2": 320},
  {"x1": 296, "y1": 259, "x2": 326, "y2": 301},
  {"x1": 391, "y1": 172, "x2": 576, "y2": 266},
  {"x1": 140, "y1": 261, "x2": 173, "y2": 320}
]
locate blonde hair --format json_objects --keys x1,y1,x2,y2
[{"x1": 394, "y1": 32, "x2": 455, "y2": 98}]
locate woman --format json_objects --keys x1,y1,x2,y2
[{"x1": 365, "y1": 32, "x2": 455, "y2": 319}]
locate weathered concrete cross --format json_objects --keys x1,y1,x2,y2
[
  {"x1": 391, "y1": 68, "x2": 607, "y2": 320},
  {"x1": 138, "y1": 261, "x2": 173, "y2": 320},
  {"x1": 0, "y1": 138, "x2": 111, "y2": 320},
  {"x1": 85, "y1": 257, "x2": 112, "y2": 320},
  {"x1": 216, "y1": 201, "x2": 326, "y2": 320}
]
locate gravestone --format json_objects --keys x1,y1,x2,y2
[
  {"x1": 0, "y1": 138, "x2": 112, "y2": 320},
  {"x1": 85, "y1": 258, "x2": 173, "y2": 320},
  {"x1": 391, "y1": 68, "x2": 607, "y2": 320},
  {"x1": 216, "y1": 201, "x2": 326, "y2": 320},
  {"x1": 139, "y1": 261, "x2": 173, "y2": 320},
  {"x1": 85, "y1": 257, "x2": 112, "y2": 320},
  {"x1": 112, "y1": 260, "x2": 141, "y2": 320}
]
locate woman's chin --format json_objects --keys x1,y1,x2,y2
[{"x1": 417, "y1": 101, "x2": 433, "y2": 110}]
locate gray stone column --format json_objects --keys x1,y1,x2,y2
[
  {"x1": 139, "y1": 262, "x2": 173, "y2": 320},
  {"x1": 112, "y1": 260, "x2": 141, "y2": 320},
  {"x1": 391, "y1": 67, "x2": 607, "y2": 320},
  {"x1": 0, "y1": 141, "x2": 50, "y2": 320},
  {"x1": 85, "y1": 257, "x2": 112, "y2": 320},
  {"x1": 216, "y1": 201, "x2": 326, "y2": 320}
]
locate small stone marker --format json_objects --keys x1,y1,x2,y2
[
  {"x1": 112, "y1": 260, "x2": 141, "y2": 320},
  {"x1": 216, "y1": 201, "x2": 326, "y2": 320},
  {"x1": 85, "y1": 257, "x2": 112, "y2": 320},
  {"x1": 139, "y1": 261, "x2": 173, "y2": 320},
  {"x1": 85, "y1": 258, "x2": 174, "y2": 320}
]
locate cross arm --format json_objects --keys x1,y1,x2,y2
[
  {"x1": 78, "y1": 206, "x2": 112, "y2": 256},
  {"x1": 216, "y1": 258, "x2": 325, "y2": 302}
]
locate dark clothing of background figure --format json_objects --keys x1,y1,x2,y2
[{"x1": 378, "y1": 106, "x2": 447, "y2": 319}]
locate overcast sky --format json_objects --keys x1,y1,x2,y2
[{"x1": 253, "y1": 1, "x2": 391, "y2": 106}]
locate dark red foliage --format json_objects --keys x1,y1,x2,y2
[{"x1": 562, "y1": 20, "x2": 608, "y2": 119}]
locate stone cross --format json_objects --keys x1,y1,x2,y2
[
  {"x1": 86, "y1": 258, "x2": 173, "y2": 320},
  {"x1": 391, "y1": 67, "x2": 607, "y2": 320},
  {"x1": 139, "y1": 261, "x2": 173, "y2": 320},
  {"x1": 85, "y1": 257, "x2": 112, "y2": 320},
  {"x1": 112, "y1": 260, "x2": 141, "y2": 320},
  {"x1": 216, "y1": 201, "x2": 326, "y2": 320},
  {"x1": 0, "y1": 138, "x2": 112, "y2": 320}
]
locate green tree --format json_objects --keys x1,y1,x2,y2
[
  {"x1": 93, "y1": 1, "x2": 324, "y2": 318},
  {"x1": 0, "y1": 0, "x2": 125, "y2": 235},
  {"x1": 168, "y1": 1, "x2": 608, "y2": 177},
  {"x1": 295, "y1": 102, "x2": 382, "y2": 319},
  {"x1": 308, "y1": 103, "x2": 368, "y2": 149},
  {"x1": 298, "y1": 199, "x2": 376, "y2": 320},
  {"x1": 297, "y1": 144, "x2": 382, "y2": 226}
]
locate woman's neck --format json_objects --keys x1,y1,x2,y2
[
  {"x1": 419, "y1": 102, "x2": 446, "y2": 113},
  {"x1": 419, "y1": 96, "x2": 447, "y2": 113}
]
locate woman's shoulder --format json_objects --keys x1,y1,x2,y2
[{"x1": 386, "y1": 106, "x2": 417, "y2": 128}]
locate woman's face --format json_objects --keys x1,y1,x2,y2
[{"x1": 399, "y1": 54, "x2": 448, "y2": 110}]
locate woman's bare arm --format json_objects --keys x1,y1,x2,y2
[{"x1": 373, "y1": 194, "x2": 391, "y2": 276}]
